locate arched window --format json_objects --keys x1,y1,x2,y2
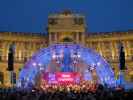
[
  {"x1": 0, "y1": 50, "x2": 2, "y2": 61},
  {"x1": 74, "y1": 17, "x2": 84, "y2": 25},
  {"x1": 48, "y1": 18, "x2": 57, "y2": 25},
  {"x1": 62, "y1": 37, "x2": 73, "y2": 42},
  {"x1": 0, "y1": 72, "x2": 4, "y2": 84}
]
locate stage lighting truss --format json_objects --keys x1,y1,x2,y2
[{"x1": 18, "y1": 44, "x2": 117, "y2": 88}]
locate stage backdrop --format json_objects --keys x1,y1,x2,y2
[{"x1": 44, "y1": 72, "x2": 80, "y2": 84}]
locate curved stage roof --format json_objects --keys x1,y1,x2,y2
[{"x1": 17, "y1": 44, "x2": 116, "y2": 88}]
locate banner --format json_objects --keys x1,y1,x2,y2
[{"x1": 44, "y1": 72, "x2": 80, "y2": 84}]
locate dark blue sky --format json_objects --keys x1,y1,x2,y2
[{"x1": 0, "y1": 0, "x2": 133, "y2": 33}]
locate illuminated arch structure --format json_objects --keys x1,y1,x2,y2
[{"x1": 17, "y1": 44, "x2": 117, "y2": 88}]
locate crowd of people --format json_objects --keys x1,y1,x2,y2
[
  {"x1": 0, "y1": 83, "x2": 133, "y2": 100},
  {"x1": 39, "y1": 80, "x2": 98, "y2": 93}
]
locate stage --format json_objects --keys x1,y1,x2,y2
[{"x1": 17, "y1": 43, "x2": 124, "y2": 89}]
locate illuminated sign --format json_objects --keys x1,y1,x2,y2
[{"x1": 44, "y1": 72, "x2": 80, "y2": 84}]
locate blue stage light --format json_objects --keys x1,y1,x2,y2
[{"x1": 17, "y1": 44, "x2": 117, "y2": 88}]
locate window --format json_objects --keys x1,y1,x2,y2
[
  {"x1": 101, "y1": 42, "x2": 112, "y2": 60},
  {"x1": 24, "y1": 57, "x2": 27, "y2": 62},
  {"x1": 79, "y1": 32, "x2": 82, "y2": 41},
  {"x1": 0, "y1": 50, "x2": 2, "y2": 61},
  {"x1": 91, "y1": 42, "x2": 98, "y2": 50},
  {"x1": 0, "y1": 72, "x2": 4, "y2": 84},
  {"x1": 131, "y1": 75, "x2": 133, "y2": 82},
  {"x1": 36, "y1": 42, "x2": 41, "y2": 50},
  {"x1": 129, "y1": 41, "x2": 133, "y2": 48},
  {"x1": 0, "y1": 41, "x2": 2, "y2": 48},
  {"x1": 74, "y1": 17, "x2": 84, "y2": 25},
  {"x1": 130, "y1": 50, "x2": 133, "y2": 56},
  {"x1": 24, "y1": 42, "x2": 29, "y2": 49},
  {"x1": 48, "y1": 18, "x2": 57, "y2": 25},
  {"x1": 102, "y1": 41, "x2": 111, "y2": 50},
  {"x1": 0, "y1": 41, "x2": 3, "y2": 61},
  {"x1": 51, "y1": 33, "x2": 55, "y2": 41},
  {"x1": 18, "y1": 50, "x2": 22, "y2": 61},
  {"x1": 62, "y1": 37, "x2": 73, "y2": 42}
]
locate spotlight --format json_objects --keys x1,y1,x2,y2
[
  {"x1": 97, "y1": 62, "x2": 100, "y2": 66},
  {"x1": 40, "y1": 67, "x2": 44, "y2": 71},
  {"x1": 38, "y1": 63, "x2": 42, "y2": 67},
  {"x1": 56, "y1": 60, "x2": 60, "y2": 64},
  {"x1": 77, "y1": 54, "x2": 80, "y2": 58},
  {"x1": 52, "y1": 54, "x2": 56, "y2": 59},
  {"x1": 32, "y1": 62, "x2": 37, "y2": 66}
]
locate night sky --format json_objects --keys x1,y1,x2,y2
[{"x1": 0, "y1": 0, "x2": 133, "y2": 33}]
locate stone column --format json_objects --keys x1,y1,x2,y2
[
  {"x1": 98, "y1": 42, "x2": 102, "y2": 56},
  {"x1": 54, "y1": 33, "x2": 56, "y2": 43},
  {"x1": 4, "y1": 71, "x2": 11, "y2": 87},
  {"x1": 114, "y1": 42, "x2": 118, "y2": 60},
  {"x1": 15, "y1": 42, "x2": 17, "y2": 62},
  {"x1": 49, "y1": 33, "x2": 52, "y2": 45},
  {"x1": 2, "y1": 42, "x2": 6, "y2": 61},
  {"x1": 123, "y1": 41, "x2": 129, "y2": 60},
  {"x1": 76, "y1": 32, "x2": 79, "y2": 44},
  {"x1": 126, "y1": 41, "x2": 131, "y2": 60},
  {"x1": 82, "y1": 33, "x2": 85, "y2": 45},
  {"x1": 6, "y1": 42, "x2": 9, "y2": 61},
  {"x1": 111, "y1": 42, "x2": 115, "y2": 60},
  {"x1": 18, "y1": 42, "x2": 22, "y2": 61}
]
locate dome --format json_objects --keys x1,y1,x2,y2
[{"x1": 17, "y1": 44, "x2": 116, "y2": 88}]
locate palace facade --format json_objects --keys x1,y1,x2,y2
[{"x1": 0, "y1": 10, "x2": 133, "y2": 86}]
